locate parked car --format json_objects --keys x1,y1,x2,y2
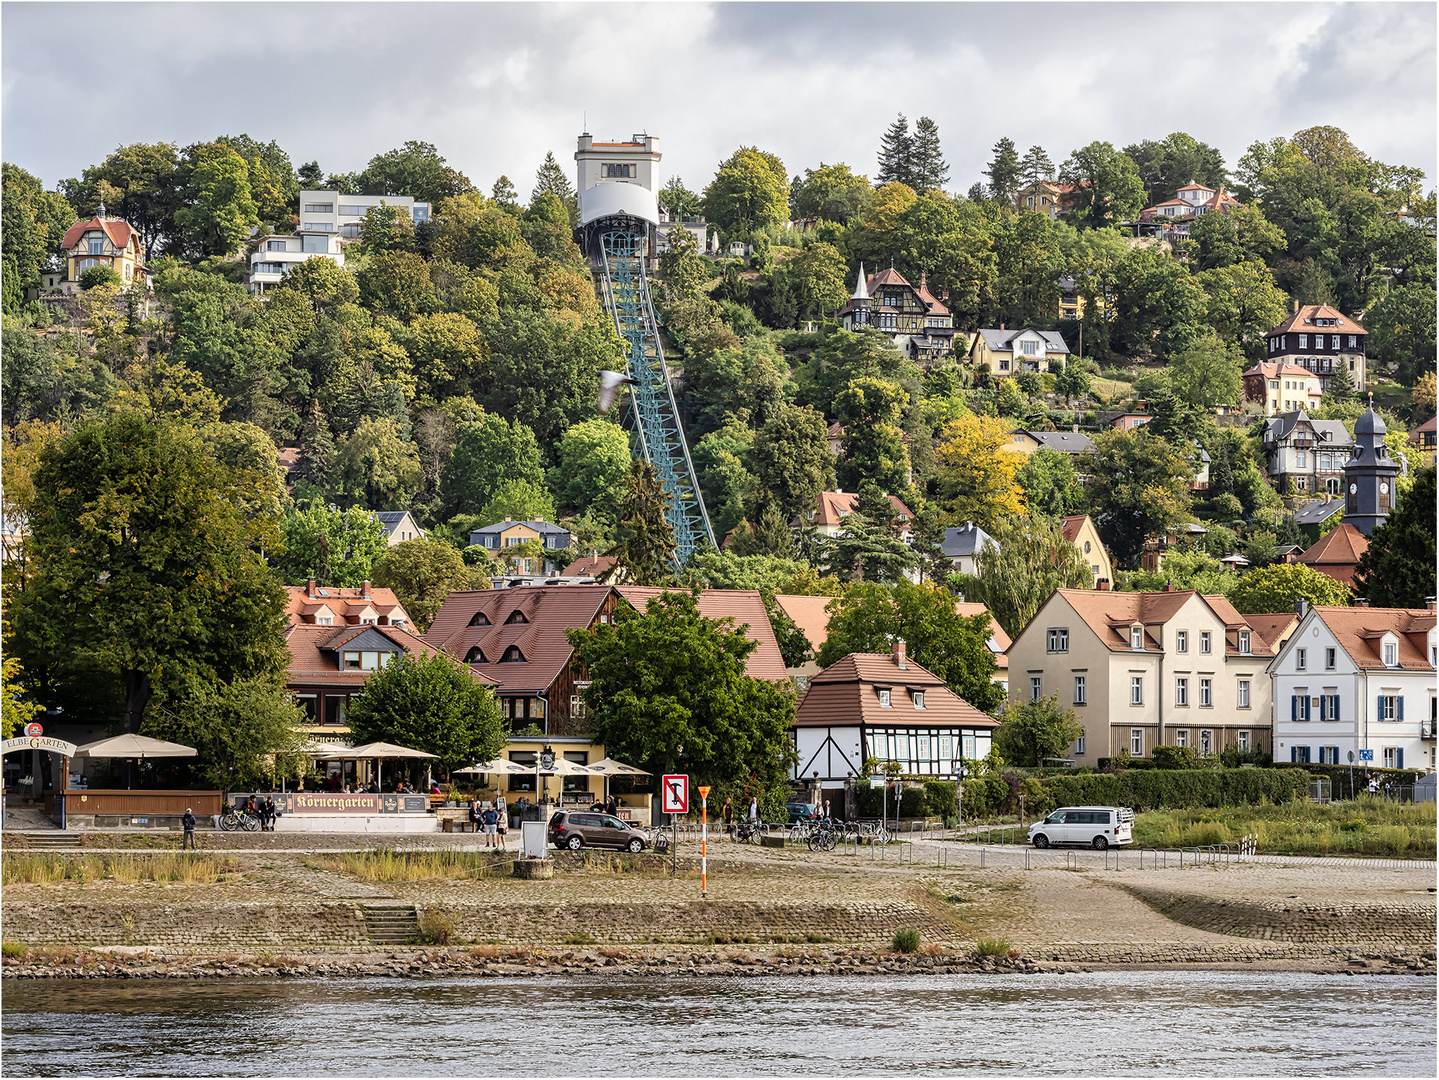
[
  {"x1": 548, "y1": 810, "x2": 649, "y2": 852},
  {"x1": 786, "y1": 802, "x2": 818, "y2": 823},
  {"x1": 1028, "y1": 806, "x2": 1134, "y2": 850}
]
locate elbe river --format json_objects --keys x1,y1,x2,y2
[{"x1": 3, "y1": 971, "x2": 1434, "y2": 1076}]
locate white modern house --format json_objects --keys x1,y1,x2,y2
[
  {"x1": 1269, "y1": 602, "x2": 1437, "y2": 772},
  {"x1": 248, "y1": 232, "x2": 346, "y2": 292},
  {"x1": 249, "y1": 190, "x2": 431, "y2": 293}
]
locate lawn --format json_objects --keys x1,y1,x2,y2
[{"x1": 1133, "y1": 796, "x2": 1436, "y2": 859}]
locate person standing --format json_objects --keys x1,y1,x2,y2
[
  {"x1": 495, "y1": 793, "x2": 507, "y2": 832},
  {"x1": 748, "y1": 796, "x2": 759, "y2": 823},
  {"x1": 495, "y1": 807, "x2": 508, "y2": 852},
  {"x1": 480, "y1": 803, "x2": 498, "y2": 849},
  {"x1": 722, "y1": 797, "x2": 734, "y2": 840},
  {"x1": 181, "y1": 808, "x2": 197, "y2": 850}
]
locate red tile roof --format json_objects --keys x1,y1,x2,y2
[
  {"x1": 799, "y1": 491, "x2": 914, "y2": 529},
  {"x1": 1242, "y1": 361, "x2": 1322, "y2": 380},
  {"x1": 285, "y1": 623, "x2": 492, "y2": 687},
  {"x1": 561, "y1": 554, "x2": 617, "y2": 578},
  {"x1": 1297, "y1": 524, "x2": 1367, "y2": 587},
  {"x1": 1409, "y1": 416, "x2": 1437, "y2": 444},
  {"x1": 61, "y1": 216, "x2": 136, "y2": 253},
  {"x1": 774, "y1": 594, "x2": 840, "y2": 656},
  {"x1": 1268, "y1": 304, "x2": 1367, "y2": 337},
  {"x1": 277, "y1": 447, "x2": 301, "y2": 472},
  {"x1": 1240, "y1": 612, "x2": 1297, "y2": 653},
  {"x1": 283, "y1": 584, "x2": 408, "y2": 627},
  {"x1": 1051, "y1": 588, "x2": 1195, "y2": 652},
  {"x1": 423, "y1": 585, "x2": 616, "y2": 694},
  {"x1": 1312, "y1": 606, "x2": 1435, "y2": 671},
  {"x1": 616, "y1": 587, "x2": 788, "y2": 682},
  {"x1": 795, "y1": 653, "x2": 997, "y2": 728},
  {"x1": 1059, "y1": 514, "x2": 1089, "y2": 545}
]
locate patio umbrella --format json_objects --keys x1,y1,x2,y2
[
  {"x1": 584, "y1": 756, "x2": 652, "y2": 802},
  {"x1": 453, "y1": 759, "x2": 534, "y2": 775},
  {"x1": 74, "y1": 734, "x2": 197, "y2": 790},
  {"x1": 349, "y1": 741, "x2": 437, "y2": 790}
]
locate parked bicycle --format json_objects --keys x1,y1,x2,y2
[
  {"x1": 734, "y1": 820, "x2": 764, "y2": 844},
  {"x1": 218, "y1": 806, "x2": 262, "y2": 832}
]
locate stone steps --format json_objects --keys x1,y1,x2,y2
[
  {"x1": 12, "y1": 833, "x2": 82, "y2": 849},
  {"x1": 361, "y1": 905, "x2": 420, "y2": 944}
]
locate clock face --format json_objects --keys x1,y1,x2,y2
[
  {"x1": 1380, "y1": 482, "x2": 1390, "y2": 494},
  {"x1": 1349, "y1": 483, "x2": 1358, "y2": 494}
]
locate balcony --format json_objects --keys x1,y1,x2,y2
[{"x1": 1422, "y1": 720, "x2": 1435, "y2": 741}]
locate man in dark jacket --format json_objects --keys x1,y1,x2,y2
[{"x1": 181, "y1": 808, "x2": 197, "y2": 850}]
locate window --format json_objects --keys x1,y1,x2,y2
[
  {"x1": 1319, "y1": 693, "x2": 1340, "y2": 721},
  {"x1": 1331, "y1": 335, "x2": 1340, "y2": 349},
  {"x1": 1083, "y1": 540, "x2": 1092, "y2": 554},
  {"x1": 504, "y1": 610, "x2": 529, "y2": 625},
  {"x1": 1239, "y1": 630, "x2": 1251, "y2": 654},
  {"x1": 303, "y1": 203, "x2": 334, "y2": 214},
  {"x1": 1348, "y1": 335, "x2": 1357, "y2": 349},
  {"x1": 1290, "y1": 745, "x2": 1312, "y2": 763},
  {"x1": 1030, "y1": 676, "x2": 1043, "y2": 701},
  {"x1": 468, "y1": 612, "x2": 491, "y2": 626},
  {"x1": 998, "y1": 360, "x2": 1010, "y2": 371},
  {"x1": 1130, "y1": 729, "x2": 1143, "y2": 755},
  {"x1": 1296, "y1": 647, "x2": 1306, "y2": 670},
  {"x1": 1198, "y1": 632, "x2": 1211, "y2": 654},
  {"x1": 1292, "y1": 692, "x2": 1311, "y2": 721},
  {"x1": 266, "y1": 240, "x2": 287, "y2": 251},
  {"x1": 465, "y1": 647, "x2": 488, "y2": 664},
  {"x1": 340, "y1": 223, "x2": 361, "y2": 238},
  {"x1": 1299, "y1": 334, "x2": 1308, "y2": 348},
  {"x1": 877, "y1": 688, "x2": 892, "y2": 708},
  {"x1": 1131, "y1": 626, "x2": 1145, "y2": 650},
  {"x1": 1296, "y1": 450, "x2": 1307, "y2": 468},
  {"x1": 1073, "y1": 676, "x2": 1086, "y2": 705},
  {"x1": 1020, "y1": 340, "x2": 1038, "y2": 356},
  {"x1": 1327, "y1": 477, "x2": 1342, "y2": 495},
  {"x1": 602, "y1": 164, "x2": 637, "y2": 178},
  {"x1": 302, "y1": 234, "x2": 331, "y2": 253},
  {"x1": 1130, "y1": 676, "x2": 1144, "y2": 705},
  {"x1": 412, "y1": 207, "x2": 429, "y2": 222},
  {"x1": 1176, "y1": 630, "x2": 1188, "y2": 653},
  {"x1": 500, "y1": 646, "x2": 526, "y2": 663},
  {"x1": 123, "y1": 264, "x2": 131, "y2": 281},
  {"x1": 1047, "y1": 628, "x2": 1069, "y2": 653},
  {"x1": 1319, "y1": 453, "x2": 1332, "y2": 471},
  {"x1": 911, "y1": 690, "x2": 925, "y2": 710},
  {"x1": 1383, "y1": 747, "x2": 1399, "y2": 769},
  {"x1": 1237, "y1": 679, "x2": 1250, "y2": 709},
  {"x1": 1175, "y1": 678, "x2": 1189, "y2": 706},
  {"x1": 1379, "y1": 694, "x2": 1399, "y2": 721},
  {"x1": 1383, "y1": 642, "x2": 1397, "y2": 667},
  {"x1": 324, "y1": 696, "x2": 348, "y2": 726},
  {"x1": 1325, "y1": 648, "x2": 1336, "y2": 670},
  {"x1": 88, "y1": 238, "x2": 104, "y2": 255},
  {"x1": 1199, "y1": 678, "x2": 1212, "y2": 707},
  {"x1": 1175, "y1": 729, "x2": 1188, "y2": 747}
]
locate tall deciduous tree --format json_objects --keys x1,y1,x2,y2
[
  {"x1": 357, "y1": 141, "x2": 475, "y2": 206},
  {"x1": 934, "y1": 414, "x2": 1025, "y2": 529},
  {"x1": 791, "y1": 163, "x2": 872, "y2": 224},
  {"x1": 703, "y1": 147, "x2": 790, "y2": 236},
  {"x1": 994, "y1": 695, "x2": 1083, "y2": 767},
  {"x1": 960, "y1": 516, "x2": 1093, "y2": 639},
  {"x1": 145, "y1": 675, "x2": 310, "y2": 789},
  {"x1": 1353, "y1": 466, "x2": 1436, "y2": 608},
  {"x1": 1059, "y1": 141, "x2": 1147, "y2": 229},
  {"x1": 816, "y1": 581, "x2": 1003, "y2": 712},
  {"x1": 332, "y1": 417, "x2": 423, "y2": 510},
  {"x1": 274, "y1": 504, "x2": 390, "y2": 587},
  {"x1": 1163, "y1": 331, "x2": 1246, "y2": 409},
  {"x1": 1082, "y1": 429, "x2": 1195, "y2": 569},
  {"x1": 1121, "y1": 132, "x2": 1227, "y2": 205},
  {"x1": 751, "y1": 403, "x2": 834, "y2": 522},
  {"x1": 371, "y1": 537, "x2": 490, "y2": 633},
  {"x1": 614, "y1": 459, "x2": 678, "y2": 584},
  {"x1": 175, "y1": 144, "x2": 260, "y2": 257},
  {"x1": 1227, "y1": 561, "x2": 1352, "y2": 614},
  {"x1": 835, "y1": 377, "x2": 910, "y2": 493},
  {"x1": 441, "y1": 413, "x2": 544, "y2": 516},
  {"x1": 346, "y1": 651, "x2": 505, "y2": 772},
  {"x1": 550, "y1": 418, "x2": 633, "y2": 522},
  {"x1": 12, "y1": 411, "x2": 288, "y2": 733},
  {"x1": 567, "y1": 591, "x2": 796, "y2": 787}
]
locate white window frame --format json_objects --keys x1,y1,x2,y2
[
  {"x1": 877, "y1": 688, "x2": 892, "y2": 708},
  {"x1": 1199, "y1": 678, "x2": 1212, "y2": 708},
  {"x1": 1073, "y1": 675, "x2": 1086, "y2": 706},
  {"x1": 1384, "y1": 642, "x2": 1397, "y2": 667},
  {"x1": 1296, "y1": 647, "x2": 1306, "y2": 671},
  {"x1": 1130, "y1": 729, "x2": 1143, "y2": 755},
  {"x1": 1325, "y1": 647, "x2": 1336, "y2": 670},
  {"x1": 1200, "y1": 632, "x2": 1212, "y2": 655},
  {"x1": 1030, "y1": 676, "x2": 1043, "y2": 702},
  {"x1": 1130, "y1": 676, "x2": 1144, "y2": 705},
  {"x1": 1047, "y1": 628, "x2": 1069, "y2": 653},
  {"x1": 911, "y1": 690, "x2": 925, "y2": 710},
  {"x1": 1237, "y1": 730, "x2": 1250, "y2": 751},
  {"x1": 1239, "y1": 630, "x2": 1251, "y2": 655},
  {"x1": 1175, "y1": 678, "x2": 1189, "y2": 707},
  {"x1": 1076, "y1": 734, "x2": 1086, "y2": 756},
  {"x1": 1237, "y1": 679, "x2": 1250, "y2": 709},
  {"x1": 1176, "y1": 630, "x2": 1188, "y2": 653},
  {"x1": 1175, "y1": 729, "x2": 1188, "y2": 747},
  {"x1": 1131, "y1": 626, "x2": 1145, "y2": 651}
]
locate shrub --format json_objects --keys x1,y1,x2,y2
[
  {"x1": 417, "y1": 908, "x2": 456, "y2": 946},
  {"x1": 892, "y1": 927, "x2": 921, "y2": 954},
  {"x1": 975, "y1": 937, "x2": 1012, "y2": 957},
  {"x1": 1, "y1": 942, "x2": 24, "y2": 959},
  {"x1": 1040, "y1": 767, "x2": 1306, "y2": 812},
  {"x1": 79, "y1": 265, "x2": 123, "y2": 290},
  {"x1": 1151, "y1": 745, "x2": 1201, "y2": 770},
  {"x1": 921, "y1": 780, "x2": 958, "y2": 818},
  {"x1": 1020, "y1": 777, "x2": 1052, "y2": 816},
  {"x1": 899, "y1": 787, "x2": 927, "y2": 818}
]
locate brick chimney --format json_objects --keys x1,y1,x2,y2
[
  {"x1": 1295, "y1": 599, "x2": 1308, "y2": 617},
  {"x1": 1353, "y1": 597, "x2": 1369, "y2": 607},
  {"x1": 1428, "y1": 598, "x2": 1437, "y2": 611},
  {"x1": 893, "y1": 639, "x2": 907, "y2": 669},
  {"x1": 1096, "y1": 578, "x2": 1111, "y2": 591},
  {"x1": 306, "y1": 576, "x2": 315, "y2": 598},
  {"x1": 361, "y1": 579, "x2": 371, "y2": 599}
]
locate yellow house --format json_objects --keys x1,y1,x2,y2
[
  {"x1": 60, "y1": 205, "x2": 148, "y2": 294},
  {"x1": 468, "y1": 518, "x2": 574, "y2": 575},
  {"x1": 967, "y1": 328, "x2": 1072, "y2": 377},
  {"x1": 1061, "y1": 514, "x2": 1113, "y2": 587}
]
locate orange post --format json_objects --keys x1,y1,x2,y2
[{"x1": 698, "y1": 785, "x2": 711, "y2": 898}]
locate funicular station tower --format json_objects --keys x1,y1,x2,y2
[{"x1": 575, "y1": 133, "x2": 714, "y2": 564}]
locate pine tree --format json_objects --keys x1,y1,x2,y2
[
  {"x1": 1324, "y1": 360, "x2": 1357, "y2": 403},
  {"x1": 294, "y1": 399, "x2": 335, "y2": 487},
  {"x1": 985, "y1": 137, "x2": 1022, "y2": 204},
  {"x1": 1021, "y1": 145, "x2": 1055, "y2": 187},
  {"x1": 531, "y1": 152, "x2": 578, "y2": 225},
  {"x1": 490, "y1": 174, "x2": 519, "y2": 213},
  {"x1": 877, "y1": 114, "x2": 912, "y2": 188},
  {"x1": 824, "y1": 483, "x2": 917, "y2": 584},
  {"x1": 909, "y1": 117, "x2": 949, "y2": 193},
  {"x1": 614, "y1": 459, "x2": 677, "y2": 585}
]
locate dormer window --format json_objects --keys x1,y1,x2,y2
[
  {"x1": 1383, "y1": 641, "x2": 1398, "y2": 668},
  {"x1": 465, "y1": 646, "x2": 488, "y2": 664},
  {"x1": 1130, "y1": 625, "x2": 1144, "y2": 650},
  {"x1": 500, "y1": 646, "x2": 526, "y2": 663},
  {"x1": 1239, "y1": 630, "x2": 1251, "y2": 655},
  {"x1": 316, "y1": 616, "x2": 332, "y2": 626},
  {"x1": 876, "y1": 688, "x2": 892, "y2": 708},
  {"x1": 468, "y1": 612, "x2": 491, "y2": 627},
  {"x1": 504, "y1": 610, "x2": 529, "y2": 625},
  {"x1": 912, "y1": 690, "x2": 925, "y2": 710}
]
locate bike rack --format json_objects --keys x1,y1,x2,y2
[
  {"x1": 1024, "y1": 848, "x2": 1031, "y2": 870},
  {"x1": 1065, "y1": 850, "x2": 1079, "y2": 870}
]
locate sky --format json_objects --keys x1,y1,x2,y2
[{"x1": 2, "y1": 2, "x2": 1435, "y2": 195}]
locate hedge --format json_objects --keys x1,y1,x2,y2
[
  {"x1": 1038, "y1": 767, "x2": 1307, "y2": 813},
  {"x1": 1269, "y1": 763, "x2": 1423, "y2": 799}
]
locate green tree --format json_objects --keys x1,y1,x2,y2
[
  {"x1": 11, "y1": 411, "x2": 288, "y2": 734},
  {"x1": 1060, "y1": 141, "x2": 1147, "y2": 229},
  {"x1": 909, "y1": 117, "x2": 949, "y2": 193},
  {"x1": 1164, "y1": 331, "x2": 1245, "y2": 408},
  {"x1": 1110, "y1": 244, "x2": 1207, "y2": 360},
  {"x1": 961, "y1": 516, "x2": 1093, "y2": 638},
  {"x1": 659, "y1": 177, "x2": 702, "y2": 220},
  {"x1": 750, "y1": 403, "x2": 834, "y2": 522},
  {"x1": 1015, "y1": 449, "x2": 1083, "y2": 517},
  {"x1": 1227, "y1": 561, "x2": 1353, "y2": 614},
  {"x1": 175, "y1": 144, "x2": 260, "y2": 256},
  {"x1": 357, "y1": 140, "x2": 475, "y2": 206},
  {"x1": 1353, "y1": 466, "x2": 1436, "y2": 608},
  {"x1": 477, "y1": 478, "x2": 556, "y2": 526},
  {"x1": 1020, "y1": 145, "x2": 1055, "y2": 187},
  {"x1": 1083, "y1": 429, "x2": 1195, "y2": 569},
  {"x1": 985, "y1": 137, "x2": 1023, "y2": 203},
  {"x1": 2, "y1": 164, "x2": 74, "y2": 305},
  {"x1": 614, "y1": 459, "x2": 678, "y2": 584},
  {"x1": 1323, "y1": 357, "x2": 1358, "y2": 404},
  {"x1": 145, "y1": 675, "x2": 309, "y2": 789},
  {"x1": 1052, "y1": 356, "x2": 1093, "y2": 405},
  {"x1": 816, "y1": 581, "x2": 1003, "y2": 712},
  {"x1": 658, "y1": 224, "x2": 708, "y2": 302},
  {"x1": 1196, "y1": 260, "x2": 1290, "y2": 360},
  {"x1": 357, "y1": 250, "x2": 437, "y2": 321},
  {"x1": 346, "y1": 651, "x2": 504, "y2": 772},
  {"x1": 834, "y1": 377, "x2": 909, "y2": 492},
  {"x1": 876, "y1": 114, "x2": 913, "y2": 188},
  {"x1": 275, "y1": 254, "x2": 359, "y2": 313},
  {"x1": 549, "y1": 418, "x2": 632, "y2": 521},
  {"x1": 567, "y1": 591, "x2": 796, "y2": 787},
  {"x1": 530, "y1": 151, "x2": 578, "y2": 225},
  {"x1": 703, "y1": 147, "x2": 790, "y2": 236},
  {"x1": 1, "y1": 646, "x2": 43, "y2": 740},
  {"x1": 788, "y1": 241, "x2": 849, "y2": 317},
  {"x1": 293, "y1": 399, "x2": 337, "y2": 489},
  {"x1": 332, "y1": 417, "x2": 423, "y2": 510},
  {"x1": 440, "y1": 413, "x2": 544, "y2": 517},
  {"x1": 481, "y1": 308, "x2": 607, "y2": 448},
  {"x1": 357, "y1": 203, "x2": 417, "y2": 255},
  {"x1": 371, "y1": 536, "x2": 490, "y2": 633},
  {"x1": 791, "y1": 163, "x2": 872, "y2": 224},
  {"x1": 1365, "y1": 283, "x2": 1437, "y2": 386},
  {"x1": 273, "y1": 504, "x2": 390, "y2": 587},
  {"x1": 994, "y1": 695, "x2": 1083, "y2": 767},
  {"x1": 1188, "y1": 203, "x2": 1285, "y2": 271},
  {"x1": 78, "y1": 265, "x2": 123, "y2": 290},
  {"x1": 60, "y1": 142, "x2": 180, "y2": 259},
  {"x1": 490, "y1": 175, "x2": 520, "y2": 214},
  {"x1": 1121, "y1": 132, "x2": 1227, "y2": 205},
  {"x1": 208, "y1": 421, "x2": 290, "y2": 520},
  {"x1": 821, "y1": 483, "x2": 918, "y2": 585}
]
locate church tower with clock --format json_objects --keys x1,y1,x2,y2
[{"x1": 1342, "y1": 400, "x2": 1401, "y2": 535}]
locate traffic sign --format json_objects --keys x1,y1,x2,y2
[
  {"x1": 661, "y1": 774, "x2": 689, "y2": 814},
  {"x1": 24, "y1": 722, "x2": 42, "y2": 737},
  {"x1": 1358, "y1": 749, "x2": 1374, "y2": 762}
]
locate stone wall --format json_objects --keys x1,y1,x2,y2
[{"x1": 1, "y1": 902, "x2": 370, "y2": 949}]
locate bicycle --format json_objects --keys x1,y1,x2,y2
[
  {"x1": 218, "y1": 807, "x2": 262, "y2": 832},
  {"x1": 734, "y1": 820, "x2": 764, "y2": 844}
]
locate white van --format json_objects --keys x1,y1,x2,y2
[{"x1": 1028, "y1": 806, "x2": 1134, "y2": 849}]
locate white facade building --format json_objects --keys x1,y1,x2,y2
[
  {"x1": 248, "y1": 232, "x2": 346, "y2": 292},
  {"x1": 1269, "y1": 603, "x2": 1437, "y2": 772},
  {"x1": 249, "y1": 190, "x2": 430, "y2": 293},
  {"x1": 574, "y1": 134, "x2": 661, "y2": 229}
]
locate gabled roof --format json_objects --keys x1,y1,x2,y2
[
  {"x1": 774, "y1": 594, "x2": 839, "y2": 657},
  {"x1": 1048, "y1": 588, "x2": 1196, "y2": 652},
  {"x1": 1243, "y1": 361, "x2": 1321, "y2": 380},
  {"x1": 1268, "y1": 304, "x2": 1366, "y2": 337},
  {"x1": 941, "y1": 522, "x2": 995, "y2": 559},
  {"x1": 1024, "y1": 430, "x2": 1092, "y2": 454},
  {"x1": 283, "y1": 584, "x2": 408, "y2": 626},
  {"x1": 1059, "y1": 515, "x2": 1092, "y2": 544},
  {"x1": 1409, "y1": 416, "x2": 1437, "y2": 443},
  {"x1": 975, "y1": 328, "x2": 1070, "y2": 354},
  {"x1": 424, "y1": 585, "x2": 616, "y2": 694},
  {"x1": 1292, "y1": 499, "x2": 1346, "y2": 527},
  {"x1": 286, "y1": 623, "x2": 492, "y2": 686},
  {"x1": 795, "y1": 653, "x2": 997, "y2": 729},
  {"x1": 796, "y1": 491, "x2": 913, "y2": 529},
  {"x1": 61, "y1": 216, "x2": 137, "y2": 253},
  {"x1": 561, "y1": 554, "x2": 617, "y2": 579},
  {"x1": 615, "y1": 587, "x2": 788, "y2": 682},
  {"x1": 1297, "y1": 524, "x2": 1367, "y2": 586},
  {"x1": 954, "y1": 602, "x2": 1011, "y2": 654},
  {"x1": 1241, "y1": 612, "x2": 1297, "y2": 652},
  {"x1": 470, "y1": 518, "x2": 571, "y2": 537},
  {"x1": 1264, "y1": 411, "x2": 1353, "y2": 446},
  {"x1": 1310, "y1": 606, "x2": 1435, "y2": 671}
]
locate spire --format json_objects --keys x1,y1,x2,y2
[
  {"x1": 96, "y1": 200, "x2": 106, "y2": 221},
  {"x1": 851, "y1": 262, "x2": 869, "y2": 301}
]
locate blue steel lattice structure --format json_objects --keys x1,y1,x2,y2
[{"x1": 597, "y1": 229, "x2": 715, "y2": 564}]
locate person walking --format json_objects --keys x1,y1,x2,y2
[
  {"x1": 181, "y1": 807, "x2": 197, "y2": 850},
  {"x1": 480, "y1": 803, "x2": 499, "y2": 849},
  {"x1": 496, "y1": 807, "x2": 508, "y2": 852}
]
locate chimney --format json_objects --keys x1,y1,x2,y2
[
  {"x1": 893, "y1": 639, "x2": 907, "y2": 669},
  {"x1": 504, "y1": 517, "x2": 512, "y2": 522},
  {"x1": 1163, "y1": 581, "x2": 1176, "y2": 593},
  {"x1": 1428, "y1": 598, "x2": 1437, "y2": 611},
  {"x1": 1295, "y1": 598, "x2": 1308, "y2": 618},
  {"x1": 1353, "y1": 597, "x2": 1369, "y2": 608},
  {"x1": 1096, "y1": 578, "x2": 1111, "y2": 591},
  {"x1": 1000, "y1": 323, "x2": 1006, "y2": 331},
  {"x1": 306, "y1": 576, "x2": 315, "y2": 598},
  {"x1": 361, "y1": 579, "x2": 371, "y2": 599},
  {"x1": 1293, "y1": 299, "x2": 1299, "y2": 314}
]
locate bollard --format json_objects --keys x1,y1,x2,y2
[{"x1": 980, "y1": 847, "x2": 986, "y2": 869}]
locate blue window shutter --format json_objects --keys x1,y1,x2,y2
[
  {"x1": 1398, "y1": 697, "x2": 1405, "y2": 721},
  {"x1": 1378, "y1": 695, "x2": 1384, "y2": 721},
  {"x1": 1291, "y1": 695, "x2": 1297, "y2": 721},
  {"x1": 1290, "y1": 746, "x2": 1297, "y2": 763},
  {"x1": 1334, "y1": 697, "x2": 1340, "y2": 723},
  {"x1": 1397, "y1": 748, "x2": 1404, "y2": 770}
]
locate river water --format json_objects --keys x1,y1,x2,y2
[{"x1": 3, "y1": 972, "x2": 1434, "y2": 1077}]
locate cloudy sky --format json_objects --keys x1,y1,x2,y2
[{"x1": 3, "y1": 2, "x2": 1434, "y2": 194}]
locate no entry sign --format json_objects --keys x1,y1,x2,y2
[{"x1": 661, "y1": 774, "x2": 689, "y2": 814}]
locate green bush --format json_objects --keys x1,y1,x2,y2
[
  {"x1": 1, "y1": 942, "x2": 24, "y2": 959},
  {"x1": 975, "y1": 937, "x2": 1012, "y2": 957},
  {"x1": 1040, "y1": 767, "x2": 1306, "y2": 812},
  {"x1": 79, "y1": 265, "x2": 123, "y2": 290},
  {"x1": 892, "y1": 927, "x2": 921, "y2": 954},
  {"x1": 1151, "y1": 745, "x2": 1201, "y2": 769},
  {"x1": 417, "y1": 908, "x2": 456, "y2": 946},
  {"x1": 1021, "y1": 776, "x2": 1052, "y2": 816},
  {"x1": 922, "y1": 780, "x2": 958, "y2": 818},
  {"x1": 899, "y1": 787, "x2": 926, "y2": 818}
]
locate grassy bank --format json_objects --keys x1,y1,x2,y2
[
  {"x1": 1133, "y1": 796, "x2": 1437, "y2": 858},
  {"x1": 2, "y1": 852, "x2": 243, "y2": 885}
]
